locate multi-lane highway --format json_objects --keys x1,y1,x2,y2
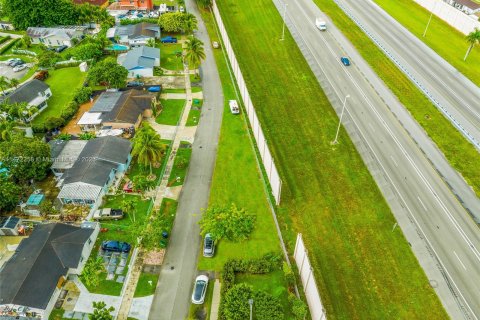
[
  {"x1": 335, "y1": 0, "x2": 480, "y2": 150},
  {"x1": 271, "y1": 0, "x2": 480, "y2": 318}
]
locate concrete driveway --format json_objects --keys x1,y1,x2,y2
[{"x1": 0, "y1": 62, "x2": 30, "y2": 80}]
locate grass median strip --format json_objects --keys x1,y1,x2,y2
[
  {"x1": 312, "y1": 0, "x2": 480, "y2": 198},
  {"x1": 215, "y1": 0, "x2": 447, "y2": 318}
]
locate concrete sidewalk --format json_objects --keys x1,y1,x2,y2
[{"x1": 210, "y1": 280, "x2": 221, "y2": 320}]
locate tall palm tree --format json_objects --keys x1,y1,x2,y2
[
  {"x1": 185, "y1": 36, "x2": 206, "y2": 76},
  {"x1": 9, "y1": 78, "x2": 20, "y2": 89},
  {"x1": 146, "y1": 38, "x2": 156, "y2": 48},
  {"x1": 132, "y1": 124, "x2": 165, "y2": 176},
  {"x1": 0, "y1": 76, "x2": 9, "y2": 95},
  {"x1": 464, "y1": 28, "x2": 480, "y2": 61},
  {"x1": 183, "y1": 13, "x2": 198, "y2": 35}
]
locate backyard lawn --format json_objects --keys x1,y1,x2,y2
[
  {"x1": 32, "y1": 67, "x2": 86, "y2": 125},
  {"x1": 155, "y1": 99, "x2": 186, "y2": 125},
  {"x1": 213, "y1": 1, "x2": 448, "y2": 319}
]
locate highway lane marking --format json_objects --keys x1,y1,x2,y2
[
  {"x1": 390, "y1": 155, "x2": 398, "y2": 167},
  {"x1": 284, "y1": 3, "x2": 479, "y2": 317},
  {"x1": 417, "y1": 196, "x2": 427, "y2": 211},
  {"x1": 454, "y1": 251, "x2": 467, "y2": 270}
]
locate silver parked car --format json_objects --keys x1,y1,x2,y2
[{"x1": 203, "y1": 233, "x2": 215, "y2": 258}]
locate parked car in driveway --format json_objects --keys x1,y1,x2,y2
[
  {"x1": 55, "y1": 45, "x2": 68, "y2": 53},
  {"x1": 13, "y1": 64, "x2": 27, "y2": 72},
  {"x1": 127, "y1": 81, "x2": 144, "y2": 87},
  {"x1": 101, "y1": 240, "x2": 131, "y2": 253},
  {"x1": 340, "y1": 56, "x2": 351, "y2": 66},
  {"x1": 203, "y1": 233, "x2": 215, "y2": 257},
  {"x1": 148, "y1": 86, "x2": 162, "y2": 92},
  {"x1": 9, "y1": 59, "x2": 24, "y2": 67},
  {"x1": 191, "y1": 275, "x2": 208, "y2": 304},
  {"x1": 93, "y1": 208, "x2": 124, "y2": 221},
  {"x1": 161, "y1": 36, "x2": 177, "y2": 43}
]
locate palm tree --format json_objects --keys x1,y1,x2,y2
[
  {"x1": 122, "y1": 197, "x2": 137, "y2": 222},
  {"x1": 464, "y1": 27, "x2": 480, "y2": 61},
  {"x1": 0, "y1": 76, "x2": 9, "y2": 95},
  {"x1": 131, "y1": 124, "x2": 165, "y2": 176},
  {"x1": 9, "y1": 78, "x2": 20, "y2": 89},
  {"x1": 0, "y1": 119, "x2": 15, "y2": 141},
  {"x1": 185, "y1": 36, "x2": 206, "y2": 76},
  {"x1": 183, "y1": 13, "x2": 198, "y2": 35},
  {"x1": 146, "y1": 38, "x2": 156, "y2": 48}
]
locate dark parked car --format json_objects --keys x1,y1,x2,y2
[
  {"x1": 161, "y1": 36, "x2": 178, "y2": 43},
  {"x1": 101, "y1": 240, "x2": 131, "y2": 253},
  {"x1": 340, "y1": 56, "x2": 351, "y2": 66},
  {"x1": 55, "y1": 45, "x2": 68, "y2": 53},
  {"x1": 203, "y1": 233, "x2": 215, "y2": 258},
  {"x1": 10, "y1": 60, "x2": 24, "y2": 67},
  {"x1": 127, "y1": 81, "x2": 144, "y2": 87},
  {"x1": 191, "y1": 275, "x2": 208, "y2": 304}
]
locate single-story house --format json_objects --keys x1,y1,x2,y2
[
  {"x1": 118, "y1": 45, "x2": 160, "y2": 78},
  {"x1": 0, "y1": 21, "x2": 14, "y2": 31},
  {"x1": 0, "y1": 79, "x2": 52, "y2": 121},
  {"x1": 108, "y1": 22, "x2": 160, "y2": 46},
  {"x1": 27, "y1": 26, "x2": 87, "y2": 47},
  {"x1": 107, "y1": 0, "x2": 153, "y2": 10},
  {"x1": 22, "y1": 194, "x2": 46, "y2": 217},
  {"x1": 56, "y1": 136, "x2": 132, "y2": 208},
  {"x1": 0, "y1": 216, "x2": 22, "y2": 236},
  {"x1": 77, "y1": 90, "x2": 154, "y2": 132},
  {"x1": 0, "y1": 222, "x2": 99, "y2": 319},
  {"x1": 445, "y1": 0, "x2": 480, "y2": 13},
  {"x1": 49, "y1": 140, "x2": 88, "y2": 177}
]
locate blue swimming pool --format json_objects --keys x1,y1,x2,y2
[{"x1": 107, "y1": 44, "x2": 129, "y2": 51}]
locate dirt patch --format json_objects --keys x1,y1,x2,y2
[{"x1": 62, "y1": 98, "x2": 96, "y2": 135}]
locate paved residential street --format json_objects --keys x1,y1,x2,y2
[{"x1": 148, "y1": 0, "x2": 224, "y2": 318}]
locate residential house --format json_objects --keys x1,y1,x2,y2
[
  {"x1": 118, "y1": 45, "x2": 160, "y2": 77},
  {"x1": 445, "y1": 0, "x2": 480, "y2": 14},
  {"x1": 27, "y1": 26, "x2": 87, "y2": 47},
  {"x1": 116, "y1": 0, "x2": 154, "y2": 10},
  {"x1": 77, "y1": 89, "x2": 154, "y2": 132},
  {"x1": 73, "y1": 0, "x2": 109, "y2": 7},
  {"x1": 0, "y1": 216, "x2": 22, "y2": 236},
  {"x1": 108, "y1": 22, "x2": 160, "y2": 46},
  {"x1": 0, "y1": 21, "x2": 14, "y2": 31},
  {"x1": 0, "y1": 79, "x2": 52, "y2": 121},
  {"x1": 56, "y1": 136, "x2": 132, "y2": 208},
  {"x1": 49, "y1": 140, "x2": 88, "y2": 177},
  {"x1": 0, "y1": 222, "x2": 99, "y2": 319}
]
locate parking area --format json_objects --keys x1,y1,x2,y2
[{"x1": 0, "y1": 62, "x2": 30, "y2": 80}]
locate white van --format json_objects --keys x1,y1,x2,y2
[{"x1": 315, "y1": 18, "x2": 327, "y2": 31}]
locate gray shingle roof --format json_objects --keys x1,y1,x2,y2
[
  {"x1": 0, "y1": 223, "x2": 94, "y2": 309},
  {"x1": 101, "y1": 90, "x2": 153, "y2": 124},
  {"x1": 90, "y1": 91, "x2": 123, "y2": 112},
  {"x1": 115, "y1": 22, "x2": 160, "y2": 39},
  {"x1": 26, "y1": 26, "x2": 87, "y2": 40},
  {"x1": 121, "y1": 46, "x2": 159, "y2": 70},
  {"x1": 0, "y1": 79, "x2": 50, "y2": 105}
]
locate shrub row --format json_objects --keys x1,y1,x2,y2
[
  {"x1": 54, "y1": 60, "x2": 82, "y2": 69},
  {"x1": 0, "y1": 36, "x2": 11, "y2": 45},
  {"x1": 120, "y1": 17, "x2": 158, "y2": 25},
  {"x1": 0, "y1": 38, "x2": 20, "y2": 55},
  {"x1": 32, "y1": 87, "x2": 93, "y2": 133}
]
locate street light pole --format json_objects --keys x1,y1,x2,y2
[
  {"x1": 248, "y1": 299, "x2": 254, "y2": 320},
  {"x1": 423, "y1": 0, "x2": 437, "y2": 37},
  {"x1": 332, "y1": 94, "x2": 350, "y2": 144},
  {"x1": 280, "y1": 2, "x2": 288, "y2": 41}
]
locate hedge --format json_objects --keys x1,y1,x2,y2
[
  {"x1": 0, "y1": 38, "x2": 20, "y2": 55},
  {"x1": 0, "y1": 36, "x2": 11, "y2": 45},
  {"x1": 120, "y1": 18, "x2": 158, "y2": 25}
]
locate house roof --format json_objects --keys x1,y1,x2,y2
[
  {"x1": 90, "y1": 91, "x2": 123, "y2": 112},
  {"x1": 26, "y1": 194, "x2": 45, "y2": 206},
  {"x1": 61, "y1": 136, "x2": 131, "y2": 187},
  {"x1": 26, "y1": 26, "x2": 87, "y2": 40},
  {"x1": 0, "y1": 79, "x2": 50, "y2": 105},
  {"x1": 101, "y1": 90, "x2": 153, "y2": 124},
  {"x1": 454, "y1": 0, "x2": 480, "y2": 9},
  {"x1": 120, "y1": 46, "x2": 159, "y2": 70},
  {"x1": 50, "y1": 140, "x2": 89, "y2": 170},
  {"x1": 57, "y1": 182, "x2": 103, "y2": 201},
  {"x1": 0, "y1": 216, "x2": 20, "y2": 229},
  {"x1": 115, "y1": 22, "x2": 160, "y2": 39},
  {"x1": 0, "y1": 223, "x2": 95, "y2": 309},
  {"x1": 77, "y1": 112, "x2": 103, "y2": 125}
]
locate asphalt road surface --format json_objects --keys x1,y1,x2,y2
[
  {"x1": 335, "y1": 0, "x2": 480, "y2": 150},
  {"x1": 273, "y1": 0, "x2": 480, "y2": 318},
  {"x1": 147, "y1": 0, "x2": 224, "y2": 318}
]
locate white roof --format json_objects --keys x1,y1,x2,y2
[
  {"x1": 106, "y1": 27, "x2": 116, "y2": 38},
  {"x1": 96, "y1": 129, "x2": 123, "y2": 137},
  {"x1": 78, "y1": 112, "x2": 102, "y2": 125},
  {"x1": 57, "y1": 182, "x2": 102, "y2": 201}
]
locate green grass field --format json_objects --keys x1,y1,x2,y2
[
  {"x1": 155, "y1": 99, "x2": 186, "y2": 125},
  {"x1": 373, "y1": 0, "x2": 480, "y2": 86},
  {"x1": 313, "y1": 0, "x2": 480, "y2": 197},
  {"x1": 186, "y1": 99, "x2": 202, "y2": 126},
  {"x1": 134, "y1": 273, "x2": 159, "y2": 297},
  {"x1": 32, "y1": 67, "x2": 86, "y2": 124},
  {"x1": 196, "y1": 8, "x2": 282, "y2": 272},
  {"x1": 214, "y1": 1, "x2": 447, "y2": 319},
  {"x1": 158, "y1": 42, "x2": 183, "y2": 71},
  {"x1": 167, "y1": 142, "x2": 192, "y2": 187}
]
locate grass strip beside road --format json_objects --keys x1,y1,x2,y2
[
  {"x1": 215, "y1": 0, "x2": 447, "y2": 319},
  {"x1": 313, "y1": 0, "x2": 480, "y2": 198},
  {"x1": 373, "y1": 0, "x2": 480, "y2": 86}
]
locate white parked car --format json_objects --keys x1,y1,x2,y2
[
  {"x1": 229, "y1": 100, "x2": 240, "y2": 114},
  {"x1": 191, "y1": 275, "x2": 208, "y2": 304},
  {"x1": 13, "y1": 64, "x2": 28, "y2": 72},
  {"x1": 179, "y1": 6, "x2": 185, "y2": 12}
]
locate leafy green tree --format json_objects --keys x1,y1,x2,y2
[
  {"x1": 122, "y1": 197, "x2": 137, "y2": 222},
  {"x1": 289, "y1": 294, "x2": 308, "y2": 320},
  {"x1": 253, "y1": 290, "x2": 284, "y2": 320},
  {"x1": 182, "y1": 13, "x2": 197, "y2": 34},
  {"x1": 158, "y1": 12, "x2": 185, "y2": 33},
  {"x1": 81, "y1": 257, "x2": 104, "y2": 288},
  {"x1": 0, "y1": 119, "x2": 15, "y2": 141},
  {"x1": 146, "y1": 38, "x2": 156, "y2": 48},
  {"x1": 199, "y1": 203, "x2": 256, "y2": 241},
  {"x1": 0, "y1": 135, "x2": 52, "y2": 182},
  {"x1": 87, "y1": 58, "x2": 128, "y2": 89},
  {"x1": 21, "y1": 34, "x2": 31, "y2": 48},
  {"x1": 77, "y1": 3, "x2": 114, "y2": 27},
  {"x1": 133, "y1": 175, "x2": 156, "y2": 194},
  {"x1": 89, "y1": 301, "x2": 114, "y2": 320},
  {"x1": 0, "y1": 76, "x2": 9, "y2": 95},
  {"x1": 39, "y1": 199, "x2": 57, "y2": 216},
  {"x1": 185, "y1": 36, "x2": 205, "y2": 75},
  {"x1": 132, "y1": 123, "x2": 165, "y2": 176},
  {"x1": 222, "y1": 283, "x2": 252, "y2": 320},
  {"x1": 0, "y1": 176, "x2": 21, "y2": 212},
  {"x1": 71, "y1": 43, "x2": 103, "y2": 61},
  {"x1": 38, "y1": 50, "x2": 61, "y2": 68},
  {"x1": 464, "y1": 27, "x2": 480, "y2": 61},
  {"x1": 9, "y1": 78, "x2": 20, "y2": 89},
  {"x1": 44, "y1": 116, "x2": 65, "y2": 130}
]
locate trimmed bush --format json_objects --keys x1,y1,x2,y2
[
  {"x1": 0, "y1": 38, "x2": 20, "y2": 55},
  {"x1": 120, "y1": 18, "x2": 158, "y2": 25},
  {"x1": 73, "y1": 87, "x2": 92, "y2": 104},
  {"x1": 0, "y1": 36, "x2": 11, "y2": 45},
  {"x1": 44, "y1": 116, "x2": 65, "y2": 130},
  {"x1": 31, "y1": 122, "x2": 46, "y2": 133}
]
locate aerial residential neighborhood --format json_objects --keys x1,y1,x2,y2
[{"x1": 0, "y1": 0, "x2": 479, "y2": 320}]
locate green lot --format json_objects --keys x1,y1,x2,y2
[
  {"x1": 168, "y1": 142, "x2": 192, "y2": 187},
  {"x1": 186, "y1": 99, "x2": 202, "y2": 126},
  {"x1": 196, "y1": 7, "x2": 281, "y2": 273},
  {"x1": 313, "y1": 0, "x2": 480, "y2": 197},
  {"x1": 134, "y1": 273, "x2": 159, "y2": 297},
  {"x1": 155, "y1": 99, "x2": 186, "y2": 125},
  {"x1": 373, "y1": 0, "x2": 480, "y2": 86},
  {"x1": 158, "y1": 42, "x2": 183, "y2": 71},
  {"x1": 214, "y1": 0, "x2": 447, "y2": 319},
  {"x1": 32, "y1": 67, "x2": 86, "y2": 124}
]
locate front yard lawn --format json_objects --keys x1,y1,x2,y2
[
  {"x1": 155, "y1": 99, "x2": 186, "y2": 125},
  {"x1": 32, "y1": 67, "x2": 86, "y2": 125},
  {"x1": 167, "y1": 142, "x2": 192, "y2": 187},
  {"x1": 186, "y1": 99, "x2": 202, "y2": 126},
  {"x1": 158, "y1": 42, "x2": 183, "y2": 71},
  {"x1": 134, "y1": 273, "x2": 159, "y2": 297}
]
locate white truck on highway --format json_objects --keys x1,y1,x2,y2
[{"x1": 315, "y1": 18, "x2": 327, "y2": 31}]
